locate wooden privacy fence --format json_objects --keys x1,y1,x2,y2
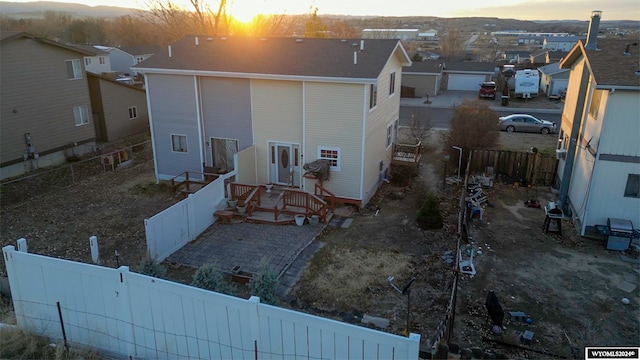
[{"x1": 469, "y1": 149, "x2": 558, "y2": 186}]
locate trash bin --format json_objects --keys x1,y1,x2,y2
[{"x1": 501, "y1": 96, "x2": 509, "y2": 106}]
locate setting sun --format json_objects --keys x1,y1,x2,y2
[{"x1": 228, "y1": 0, "x2": 275, "y2": 23}]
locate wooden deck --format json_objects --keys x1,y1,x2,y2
[{"x1": 392, "y1": 141, "x2": 422, "y2": 166}]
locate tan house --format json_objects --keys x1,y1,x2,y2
[
  {"x1": 0, "y1": 32, "x2": 96, "y2": 180},
  {"x1": 556, "y1": 36, "x2": 640, "y2": 235},
  {"x1": 133, "y1": 36, "x2": 411, "y2": 207}
]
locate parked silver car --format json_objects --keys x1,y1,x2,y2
[{"x1": 498, "y1": 114, "x2": 556, "y2": 134}]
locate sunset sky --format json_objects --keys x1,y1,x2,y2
[{"x1": 5, "y1": 0, "x2": 640, "y2": 21}]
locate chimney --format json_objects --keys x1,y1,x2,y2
[
  {"x1": 585, "y1": 10, "x2": 602, "y2": 50},
  {"x1": 195, "y1": 36, "x2": 199, "y2": 46},
  {"x1": 168, "y1": 45, "x2": 172, "y2": 58}
]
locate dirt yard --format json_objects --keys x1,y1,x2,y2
[{"x1": 1, "y1": 127, "x2": 638, "y2": 358}]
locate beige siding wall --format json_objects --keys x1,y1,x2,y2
[
  {"x1": 252, "y1": 80, "x2": 303, "y2": 184},
  {"x1": 599, "y1": 91, "x2": 640, "y2": 156},
  {"x1": 362, "y1": 52, "x2": 404, "y2": 204},
  {"x1": 305, "y1": 82, "x2": 365, "y2": 200},
  {"x1": 1, "y1": 38, "x2": 95, "y2": 166},
  {"x1": 100, "y1": 80, "x2": 149, "y2": 141},
  {"x1": 236, "y1": 145, "x2": 257, "y2": 184},
  {"x1": 560, "y1": 58, "x2": 585, "y2": 131}
]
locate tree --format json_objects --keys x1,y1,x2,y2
[
  {"x1": 416, "y1": 193, "x2": 443, "y2": 230},
  {"x1": 191, "y1": 262, "x2": 237, "y2": 296},
  {"x1": 445, "y1": 99, "x2": 499, "y2": 174},
  {"x1": 304, "y1": 7, "x2": 326, "y2": 38},
  {"x1": 410, "y1": 52, "x2": 423, "y2": 62},
  {"x1": 440, "y1": 29, "x2": 465, "y2": 59},
  {"x1": 248, "y1": 258, "x2": 279, "y2": 306}
]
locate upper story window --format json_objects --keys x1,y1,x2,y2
[
  {"x1": 85, "y1": 58, "x2": 92, "y2": 66},
  {"x1": 73, "y1": 105, "x2": 89, "y2": 126},
  {"x1": 66, "y1": 59, "x2": 82, "y2": 80},
  {"x1": 369, "y1": 83, "x2": 377, "y2": 109},
  {"x1": 171, "y1": 134, "x2": 188, "y2": 153},
  {"x1": 318, "y1": 147, "x2": 340, "y2": 171},
  {"x1": 128, "y1": 106, "x2": 138, "y2": 119},
  {"x1": 99, "y1": 56, "x2": 106, "y2": 64},
  {"x1": 389, "y1": 72, "x2": 396, "y2": 96}
]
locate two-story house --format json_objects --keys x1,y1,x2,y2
[
  {"x1": 72, "y1": 44, "x2": 112, "y2": 75},
  {"x1": 556, "y1": 35, "x2": 640, "y2": 235},
  {"x1": 543, "y1": 36, "x2": 583, "y2": 52},
  {"x1": 133, "y1": 36, "x2": 411, "y2": 207},
  {"x1": 1, "y1": 32, "x2": 97, "y2": 180}
]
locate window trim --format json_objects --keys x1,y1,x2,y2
[
  {"x1": 128, "y1": 106, "x2": 138, "y2": 120},
  {"x1": 318, "y1": 146, "x2": 340, "y2": 171},
  {"x1": 624, "y1": 174, "x2": 640, "y2": 198},
  {"x1": 369, "y1": 83, "x2": 378, "y2": 110},
  {"x1": 171, "y1": 134, "x2": 188, "y2": 154},
  {"x1": 85, "y1": 57, "x2": 91, "y2": 66},
  {"x1": 66, "y1": 59, "x2": 82, "y2": 80},
  {"x1": 99, "y1": 56, "x2": 106, "y2": 65},
  {"x1": 389, "y1": 71, "x2": 396, "y2": 97},
  {"x1": 73, "y1": 105, "x2": 89, "y2": 126},
  {"x1": 386, "y1": 123, "x2": 393, "y2": 149}
]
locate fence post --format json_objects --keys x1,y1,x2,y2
[
  {"x1": 248, "y1": 296, "x2": 261, "y2": 359},
  {"x1": 56, "y1": 301, "x2": 69, "y2": 351},
  {"x1": 89, "y1": 236, "x2": 99, "y2": 264},
  {"x1": 17, "y1": 238, "x2": 28, "y2": 253},
  {"x1": 117, "y1": 266, "x2": 137, "y2": 358},
  {"x1": 407, "y1": 333, "x2": 421, "y2": 360}
]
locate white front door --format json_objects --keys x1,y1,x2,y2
[{"x1": 269, "y1": 142, "x2": 300, "y2": 187}]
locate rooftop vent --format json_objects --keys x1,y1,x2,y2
[
  {"x1": 221, "y1": 37, "x2": 227, "y2": 41},
  {"x1": 195, "y1": 36, "x2": 199, "y2": 46},
  {"x1": 341, "y1": 39, "x2": 347, "y2": 43},
  {"x1": 296, "y1": 38, "x2": 303, "y2": 43},
  {"x1": 207, "y1": 37, "x2": 214, "y2": 41}
]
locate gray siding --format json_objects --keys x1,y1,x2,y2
[
  {"x1": 1, "y1": 37, "x2": 95, "y2": 166},
  {"x1": 108, "y1": 49, "x2": 135, "y2": 75},
  {"x1": 199, "y1": 77, "x2": 253, "y2": 161},
  {"x1": 147, "y1": 74, "x2": 200, "y2": 178},
  {"x1": 99, "y1": 79, "x2": 149, "y2": 141}
]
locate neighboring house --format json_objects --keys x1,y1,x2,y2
[
  {"x1": 118, "y1": 45, "x2": 161, "y2": 74},
  {"x1": 529, "y1": 49, "x2": 548, "y2": 65},
  {"x1": 543, "y1": 36, "x2": 583, "y2": 51},
  {"x1": 518, "y1": 35, "x2": 544, "y2": 46},
  {"x1": 538, "y1": 62, "x2": 569, "y2": 97},
  {"x1": 504, "y1": 50, "x2": 531, "y2": 64},
  {"x1": 95, "y1": 45, "x2": 160, "y2": 76},
  {"x1": 440, "y1": 61, "x2": 496, "y2": 91},
  {"x1": 401, "y1": 60, "x2": 443, "y2": 96},
  {"x1": 72, "y1": 44, "x2": 112, "y2": 74},
  {"x1": 362, "y1": 29, "x2": 419, "y2": 40},
  {"x1": 417, "y1": 29, "x2": 438, "y2": 41},
  {"x1": 0, "y1": 32, "x2": 96, "y2": 180},
  {"x1": 87, "y1": 73, "x2": 149, "y2": 142},
  {"x1": 133, "y1": 36, "x2": 412, "y2": 207},
  {"x1": 547, "y1": 50, "x2": 568, "y2": 63},
  {"x1": 556, "y1": 38, "x2": 640, "y2": 235}
]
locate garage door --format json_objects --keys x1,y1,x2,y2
[{"x1": 447, "y1": 74, "x2": 486, "y2": 91}]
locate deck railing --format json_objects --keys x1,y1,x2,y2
[
  {"x1": 392, "y1": 141, "x2": 423, "y2": 165},
  {"x1": 244, "y1": 186, "x2": 261, "y2": 216},
  {"x1": 273, "y1": 192, "x2": 286, "y2": 221},
  {"x1": 314, "y1": 182, "x2": 336, "y2": 212},
  {"x1": 171, "y1": 171, "x2": 219, "y2": 194},
  {"x1": 230, "y1": 182, "x2": 259, "y2": 201}
]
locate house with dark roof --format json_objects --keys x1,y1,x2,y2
[
  {"x1": 556, "y1": 37, "x2": 640, "y2": 235},
  {"x1": 72, "y1": 44, "x2": 112, "y2": 74},
  {"x1": 441, "y1": 62, "x2": 496, "y2": 91},
  {"x1": 94, "y1": 44, "x2": 161, "y2": 76},
  {"x1": 529, "y1": 49, "x2": 549, "y2": 65},
  {"x1": 547, "y1": 50, "x2": 568, "y2": 63},
  {"x1": 401, "y1": 60, "x2": 443, "y2": 96},
  {"x1": 133, "y1": 36, "x2": 411, "y2": 207},
  {"x1": 538, "y1": 62, "x2": 569, "y2": 97},
  {"x1": 543, "y1": 36, "x2": 583, "y2": 51},
  {"x1": 0, "y1": 32, "x2": 97, "y2": 180}
]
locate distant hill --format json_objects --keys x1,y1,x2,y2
[{"x1": 0, "y1": 1, "x2": 135, "y2": 18}]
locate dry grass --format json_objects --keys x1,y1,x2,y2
[
  {"x1": 0, "y1": 327, "x2": 102, "y2": 359},
  {"x1": 299, "y1": 245, "x2": 413, "y2": 311}
]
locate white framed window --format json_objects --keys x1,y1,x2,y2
[
  {"x1": 624, "y1": 174, "x2": 640, "y2": 198},
  {"x1": 386, "y1": 124, "x2": 393, "y2": 149},
  {"x1": 369, "y1": 83, "x2": 377, "y2": 109},
  {"x1": 99, "y1": 56, "x2": 106, "y2": 64},
  {"x1": 128, "y1": 106, "x2": 138, "y2": 119},
  {"x1": 66, "y1": 59, "x2": 82, "y2": 80},
  {"x1": 73, "y1": 105, "x2": 89, "y2": 126},
  {"x1": 171, "y1": 134, "x2": 188, "y2": 153},
  {"x1": 85, "y1": 58, "x2": 92, "y2": 66},
  {"x1": 389, "y1": 72, "x2": 396, "y2": 96},
  {"x1": 318, "y1": 146, "x2": 340, "y2": 171}
]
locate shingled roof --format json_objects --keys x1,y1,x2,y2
[
  {"x1": 402, "y1": 60, "x2": 443, "y2": 74},
  {"x1": 0, "y1": 32, "x2": 95, "y2": 56},
  {"x1": 134, "y1": 36, "x2": 410, "y2": 81},
  {"x1": 562, "y1": 39, "x2": 640, "y2": 88}
]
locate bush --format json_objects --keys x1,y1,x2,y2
[
  {"x1": 191, "y1": 263, "x2": 237, "y2": 296},
  {"x1": 249, "y1": 258, "x2": 279, "y2": 306},
  {"x1": 133, "y1": 256, "x2": 167, "y2": 279},
  {"x1": 416, "y1": 193, "x2": 443, "y2": 230}
]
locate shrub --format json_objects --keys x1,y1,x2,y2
[
  {"x1": 249, "y1": 258, "x2": 279, "y2": 306},
  {"x1": 133, "y1": 256, "x2": 167, "y2": 279},
  {"x1": 191, "y1": 263, "x2": 237, "y2": 296},
  {"x1": 416, "y1": 193, "x2": 443, "y2": 230}
]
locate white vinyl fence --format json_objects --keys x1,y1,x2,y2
[
  {"x1": 145, "y1": 172, "x2": 235, "y2": 262},
  {"x1": 3, "y1": 245, "x2": 420, "y2": 359}
]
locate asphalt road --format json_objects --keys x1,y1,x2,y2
[{"x1": 399, "y1": 106, "x2": 562, "y2": 129}]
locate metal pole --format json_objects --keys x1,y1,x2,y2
[
  {"x1": 56, "y1": 301, "x2": 68, "y2": 352},
  {"x1": 406, "y1": 289, "x2": 411, "y2": 336}
]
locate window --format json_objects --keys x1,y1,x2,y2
[
  {"x1": 66, "y1": 59, "x2": 82, "y2": 80},
  {"x1": 624, "y1": 174, "x2": 640, "y2": 198},
  {"x1": 128, "y1": 106, "x2": 138, "y2": 119},
  {"x1": 386, "y1": 124, "x2": 393, "y2": 148},
  {"x1": 389, "y1": 72, "x2": 396, "y2": 95},
  {"x1": 85, "y1": 58, "x2": 92, "y2": 66},
  {"x1": 73, "y1": 105, "x2": 89, "y2": 126},
  {"x1": 589, "y1": 89, "x2": 604, "y2": 119},
  {"x1": 318, "y1": 147, "x2": 340, "y2": 171},
  {"x1": 171, "y1": 134, "x2": 188, "y2": 153},
  {"x1": 99, "y1": 56, "x2": 106, "y2": 64},
  {"x1": 369, "y1": 83, "x2": 377, "y2": 109}
]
